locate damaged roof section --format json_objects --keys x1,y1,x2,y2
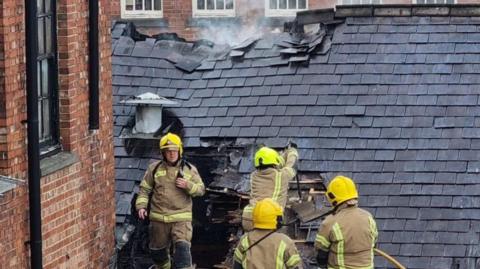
[
  {"x1": 112, "y1": 20, "x2": 334, "y2": 74},
  {"x1": 113, "y1": 5, "x2": 480, "y2": 269}
]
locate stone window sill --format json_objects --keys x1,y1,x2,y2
[
  {"x1": 0, "y1": 176, "x2": 24, "y2": 197},
  {"x1": 186, "y1": 17, "x2": 241, "y2": 28},
  {"x1": 40, "y1": 151, "x2": 79, "y2": 177},
  {"x1": 120, "y1": 18, "x2": 169, "y2": 28}
]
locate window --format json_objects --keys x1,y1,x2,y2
[
  {"x1": 415, "y1": 0, "x2": 454, "y2": 3},
  {"x1": 121, "y1": 0, "x2": 163, "y2": 19},
  {"x1": 265, "y1": 0, "x2": 307, "y2": 17},
  {"x1": 340, "y1": 0, "x2": 381, "y2": 4},
  {"x1": 193, "y1": 0, "x2": 235, "y2": 17},
  {"x1": 37, "y1": 0, "x2": 60, "y2": 154}
]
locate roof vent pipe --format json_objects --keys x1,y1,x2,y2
[{"x1": 121, "y1": 92, "x2": 179, "y2": 135}]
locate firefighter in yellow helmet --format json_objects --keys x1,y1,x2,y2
[
  {"x1": 135, "y1": 133, "x2": 205, "y2": 269},
  {"x1": 314, "y1": 176, "x2": 378, "y2": 269},
  {"x1": 242, "y1": 144, "x2": 298, "y2": 231},
  {"x1": 234, "y1": 198, "x2": 303, "y2": 269}
]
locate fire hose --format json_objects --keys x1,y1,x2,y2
[{"x1": 374, "y1": 248, "x2": 406, "y2": 269}]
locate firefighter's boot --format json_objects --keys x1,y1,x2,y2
[
  {"x1": 150, "y1": 247, "x2": 171, "y2": 269},
  {"x1": 173, "y1": 240, "x2": 192, "y2": 269}
]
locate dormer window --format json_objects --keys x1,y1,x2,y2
[
  {"x1": 193, "y1": 0, "x2": 235, "y2": 17},
  {"x1": 121, "y1": 0, "x2": 163, "y2": 19},
  {"x1": 265, "y1": 0, "x2": 307, "y2": 17}
]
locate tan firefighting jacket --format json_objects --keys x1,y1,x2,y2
[
  {"x1": 234, "y1": 229, "x2": 303, "y2": 269},
  {"x1": 135, "y1": 160, "x2": 205, "y2": 223},
  {"x1": 249, "y1": 147, "x2": 298, "y2": 208},
  {"x1": 314, "y1": 200, "x2": 378, "y2": 269}
]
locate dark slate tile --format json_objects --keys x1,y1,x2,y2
[
  {"x1": 226, "y1": 78, "x2": 246, "y2": 87},
  {"x1": 199, "y1": 127, "x2": 221, "y2": 137},
  {"x1": 211, "y1": 87, "x2": 233, "y2": 98},
  {"x1": 219, "y1": 97, "x2": 240, "y2": 107},
  {"x1": 193, "y1": 89, "x2": 213, "y2": 98},
  {"x1": 299, "y1": 64, "x2": 336, "y2": 75},
  {"x1": 392, "y1": 231, "x2": 417, "y2": 244},
  {"x1": 367, "y1": 54, "x2": 406, "y2": 64},
  {"x1": 207, "y1": 107, "x2": 228, "y2": 117},
  {"x1": 299, "y1": 127, "x2": 320, "y2": 137},
  {"x1": 239, "y1": 96, "x2": 259, "y2": 106},
  {"x1": 193, "y1": 117, "x2": 214, "y2": 127},
  {"x1": 212, "y1": 117, "x2": 234, "y2": 127},
  {"x1": 270, "y1": 85, "x2": 291, "y2": 95},
  {"x1": 245, "y1": 77, "x2": 265, "y2": 87},
  {"x1": 399, "y1": 241, "x2": 422, "y2": 257},
  {"x1": 202, "y1": 70, "x2": 222, "y2": 79},
  {"x1": 231, "y1": 87, "x2": 252, "y2": 97},
  {"x1": 278, "y1": 95, "x2": 298, "y2": 105},
  {"x1": 216, "y1": 59, "x2": 233, "y2": 69},
  {"x1": 246, "y1": 106, "x2": 267, "y2": 116},
  {"x1": 271, "y1": 116, "x2": 292, "y2": 126},
  {"x1": 264, "y1": 76, "x2": 283, "y2": 86},
  {"x1": 188, "y1": 107, "x2": 209, "y2": 117},
  {"x1": 201, "y1": 97, "x2": 221, "y2": 107},
  {"x1": 258, "y1": 127, "x2": 280, "y2": 137},
  {"x1": 422, "y1": 245, "x2": 445, "y2": 257},
  {"x1": 250, "y1": 86, "x2": 271, "y2": 96},
  {"x1": 285, "y1": 106, "x2": 307, "y2": 116},
  {"x1": 404, "y1": 220, "x2": 427, "y2": 232},
  {"x1": 207, "y1": 79, "x2": 227, "y2": 88},
  {"x1": 258, "y1": 96, "x2": 278, "y2": 106},
  {"x1": 265, "y1": 106, "x2": 287, "y2": 116},
  {"x1": 189, "y1": 79, "x2": 208, "y2": 89},
  {"x1": 257, "y1": 66, "x2": 278, "y2": 76},
  {"x1": 219, "y1": 127, "x2": 240, "y2": 137},
  {"x1": 290, "y1": 85, "x2": 310, "y2": 95},
  {"x1": 171, "y1": 89, "x2": 193, "y2": 101},
  {"x1": 232, "y1": 117, "x2": 253, "y2": 127},
  {"x1": 238, "y1": 127, "x2": 260, "y2": 137},
  {"x1": 380, "y1": 219, "x2": 406, "y2": 231},
  {"x1": 281, "y1": 75, "x2": 304, "y2": 85},
  {"x1": 278, "y1": 127, "x2": 301, "y2": 137},
  {"x1": 251, "y1": 116, "x2": 273, "y2": 126}
]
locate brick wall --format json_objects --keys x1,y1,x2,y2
[{"x1": 0, "y1": 0, "x2": 115, "y2": 268}]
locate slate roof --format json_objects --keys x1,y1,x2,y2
[{"x1": 112, "y1": 5, "x2": 480, "y2": 269}]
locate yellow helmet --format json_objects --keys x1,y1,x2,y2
[
  {"x1": 253, "y1": 198, "x2": 283, "y2": 230},
  {"x1": 326, "y1": 175, "x2": 358, "y2": 207},
  {"x1": 159, "y1": 133, "x2": 183, "y2": 156},
  {"x1": 254, "y1": 147, "x2": 284, "y2": 168}
]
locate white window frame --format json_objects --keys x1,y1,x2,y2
[
  {"x1": 340, "y1": 0, "x2": 381, "y2": 4},
  {"x1": 120, "y1": 0, "x2": 163, "y2": 19},
  {"x1": 192, "y1": 0, "x2": 235, "y2": 17},
  {"x1": 265, "y1": 0, "x2": 308, "y2": 17},
  {"x1": 413, "y1": 0, "x2": 455, "y2": 3}
]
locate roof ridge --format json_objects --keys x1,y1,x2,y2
[{"x1": 297, "y1": 4, "x2": 480, "y2": 25}]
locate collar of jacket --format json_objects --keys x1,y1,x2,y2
[{"x1": 334, "y1": 199, "x2": 358, "y2": 214}]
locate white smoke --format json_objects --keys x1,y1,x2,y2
[{"x1": 196, "y1": 1, "x2": 281, "y2": 47}]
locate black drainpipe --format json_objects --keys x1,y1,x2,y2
[
  {"x1": 25, "y1": 0, "x2": 43, "y2": 268},
  {"x1": 88, "y1": 0, "x2": 99, "y2": 130}
]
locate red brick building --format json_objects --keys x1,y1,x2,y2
[
  {"x1": 110, "y1": 0, "x2": 479, "y2": 40},
  {"x1": 0, "y1": 0, "x2": 115, "y2": 268}
]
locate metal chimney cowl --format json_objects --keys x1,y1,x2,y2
[{"x1": 121, "y1": 92, "x2": 178, "y2": 134}]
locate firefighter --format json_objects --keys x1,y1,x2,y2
[
  {"x1": 135, "y1": 133, "x2": 205, "y2": 269},
  {"x1": 314, "y1": 175, "x2": 378, "y2": 269},
  {"x1": 242, "y1": 144, "x2": 298, "y2": 231},
  {"x1": 233, "y1": 198, "x2": 303, "y2": 269}
]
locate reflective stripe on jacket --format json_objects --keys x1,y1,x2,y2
[
  {"x1": 234, "y1": 229, "x2": 303, "y2": 269},
  {"x1": 314, "y1": 202, "x2": 378, "y2": 269},
  {"x1": 135, "y1": 160, "x2": 205, "y2": 223}
]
